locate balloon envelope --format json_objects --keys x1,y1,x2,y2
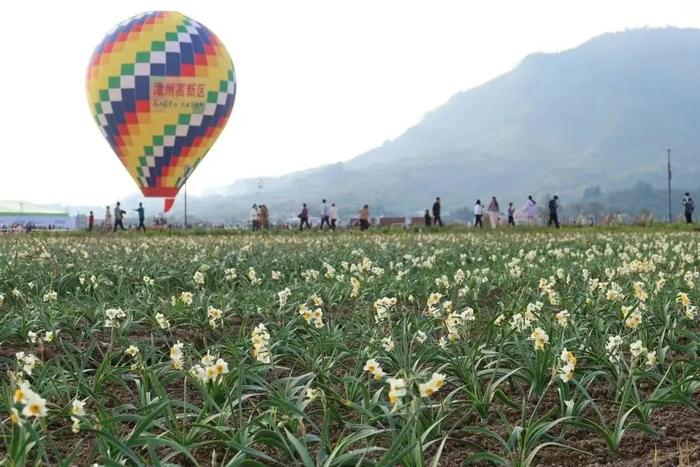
[{"x1": 86, "y1": 11, "x2": 236, "y2": 212}]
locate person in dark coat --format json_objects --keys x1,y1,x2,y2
[
  {"x1": 113, "y1": 202, "x2": 126, "y2": 232},
  {"x1": 359, "y1": 204, "x2": 370, "y2": 231},
  {"x1": 507, "y1": 203, "x2": 515, "y2": 226},
  {"x1": 299, "y1": 203, "x2": 311, "y2": 231},
  {"x1": 424, "y1": 209, "x2": 432, "y2": 226},
  {"x1": 683, "y1": 192, "x2": 695, "y2": 224},
  {"x1": 548, "y1": 195, "x2": 560, "y2": 229},
  {"x1": 432, "y1": 197, "x2": 443, "y2": 226}
]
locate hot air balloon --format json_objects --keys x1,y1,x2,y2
[{"x1": 86, "y1": 11, "x2": 236, "y2": 212}]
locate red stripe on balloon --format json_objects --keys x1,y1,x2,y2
[{"x1": 142, "y1": 187, "x2": 179, "y2": 197}]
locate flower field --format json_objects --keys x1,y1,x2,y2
[{"x1": 0, "y1": 229, "x2": 699, "y2": 466}]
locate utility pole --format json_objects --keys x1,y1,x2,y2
[
  {"x1": 667, "y1": 148, "x2": 672, "y2": 224},
  {"x1": 184, "y1": 182, "x2": 188, "y2": 229}
]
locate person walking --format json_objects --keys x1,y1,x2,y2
[
  {"x1": 250, "y1": 204, "x2": 259, "y2": 230},
  {"x1": 260, "y1": 204, "x2": 269, "y2": 229},
  {"x1": 432, "y1": 197, "x2": 443, "y2": 226},
  {"x1": 682, "y1": 192, "x2": 695, "y2": 224},
  {"x1": 299, "y1": 203, "x2": 311, "y2": 231},
  {"x1": 88, "y1": 211, "x2": 94, "y2": 232},
  {"x1": 474, "y1": 199, "x2": 484, "y2": 228},
  {"x1": 102, "y1": 206, "x2": 112, "y2": 233},
  {"x1": 330, "y1": 203, "x2": 338, "y2": 230},
  {"x1": 487, "y1": 196, "x2": 500, "y2": 228},
  {"x1": 424, "y1": 209, "x2": 432, "y2": 226},
  {"x1": 257, "y1": 204, "x2": 266, "y2": 230},
  {"x1": 523, "y1": 195, "x2": 538, "y2": 224},
  {"x1": 548, "y1": 195, "x2": 560, "y2": 228},
  {"x1": 113, "y1": 202, "x2": 126, "y2": 232},
  {"x1": 320, "y1": 199, "x2": 331, "y2": 230},
  {"x1": 359, "y1": 204, "x2": 370, "y2": 231},
  {"x1": 507, "y1": 203, "x2": 515, "y2": 226},
  {"x1": 134, "y1": 202, "x2": 146, "y2": 232}
]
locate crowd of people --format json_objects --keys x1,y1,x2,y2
[
  {"x1": 249, "y1": 204, "x2": 270, "y2": 230},
  {"x1": 294, "y1": 200, "x2": 341, "y2": 231},
  {"x1": 88, "y1": 201, "x2": 151, "y2": 233},
  {"x1": 251, "y1": 191, "x2": 696, "y2": 232},
  {"x1": 254, "y1": 195, "x2": 565, "y2": 231},
  {"x1": 422, "y1": 194, "x2": 561, "y2": 229},
  {"x1": 76, "y1": 191, "x2": 694, "y2": 233}
]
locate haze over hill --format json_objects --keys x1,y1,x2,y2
[{"x1": 73, "y1": 28, "x2": 700, "y2": 222}]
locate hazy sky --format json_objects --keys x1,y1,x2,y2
[{"x1": 2, "y1": 0, "x2": 700, "y2": 206}]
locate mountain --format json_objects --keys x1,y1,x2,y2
[{"x1": 78, "y1": 28, "x2": 700, "y2": 222}]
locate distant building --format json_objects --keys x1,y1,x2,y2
[{"x1": 0, "y1": 200, "x2": 75, "y2": 230}]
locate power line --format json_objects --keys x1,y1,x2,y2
[{"x1": 667, "y1": 148, "x2": 672, "y2": 223}]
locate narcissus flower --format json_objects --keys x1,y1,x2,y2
[
  {"x1": 555, "y1": 310, "x2": 569, "y2": 327},
  {"x1": 305, "y1": 387, "x2": 320, "y2": 402},
  {"x1": 558, "y1": 349, "x2": 577, "y2": 383},
  {"x1": 43, "y1": 290, "x2": 58, "y2": 302},
  {"x1": 155, "y1": 313, "x2": 170, "y2": 330},
  {"x1": 427, "y1": 292, "x2": 443, "y2": 307},
  {"x1": 311, "y1": 294, "x2": 324, "y2": 306},
  {"x1": 193, "y1": 271, "x2": 205, "y2": 286},
  {"x1": 170, "y1": 342, "x2": 184, "y2": 370},
  {"x1": 630, "y1": 340, "x2": 647, "y2": 358},
  {"x1": 13, "y1": 382, "x2": 32, "y2": 404},
  {"x1": 676, "y1": 292, "x2": 690, "y2": 307},
  {"x1": 207, "y1": 306, "x2": 223, "y2": 329},
  {"x1": 419, "y1": 372, "x2": 446, "y2": 397},
  {"x1": 646, "y1": 350, "x2": 657, "y2": 366},
  {"x1": 251, "y1": 323, "x2": 271, "y2": 364},
  {"x1": 16, "y1": 352, "x2": 39, "y2": 376},
  {"x1": 605, "y1": 335, "x2": 624, "y2": 362},
  {"x1": 632, "y1": 281, "x2": 648, "y2": 302},
  {"x1": 194, "y1": 357, "x2": 230, "y2": 384},
  {"x1": 387, "y1": 378, "x2": 407, "y2": 406},
  {"x1": 350, "y1": 277, "x2": 361, "y2": 297},
  {"x1": 559, "y1": 363, "x2": 575, "y2": 382},
  {"x1": 364, "y1": 358, "x2": 380, "y2": 373},
  {"x1": 70, "y1": 399, "x2": 87, "y2": 433},
  {"x1": 277, "y1": 288, "x2": 291, "y2": 308},
  {"x1": 381, "y1": 337, "x2": 395, "y2": 352},
  {"x1": 224, "y1": 268, "x2": 237, "y2": 281},
  {"x1": 104, "y1": 307, "x2": 126, "y2": 328},
  {"x1": 9, "y1": 407, "x2": 22, "y2": 426},
  {"x1": 529, "y1": 327, "x2": 549, "y2": 351},
  {"x1": 22, "y1": 390, "x2": 47, "y2": 418},
  {"x1": 179, "y1": 291, "x2": 194, "y2": 306},
  {"x1": 625, "y1": 309, "x2": 642, "y2": 330},
  {"x1": 364, "y1": 358, "x2": 385, "y2": 380}
]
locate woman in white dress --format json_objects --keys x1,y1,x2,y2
[
  {"x1": 102, "y1": 206, "x2": 113, "y2": 232},
  {"x1": 522, "y1": 196, "x2": 538, "y2": 224},
  {"x1": 487, "y1": 196, "x2": 500, "y2": 228}
]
